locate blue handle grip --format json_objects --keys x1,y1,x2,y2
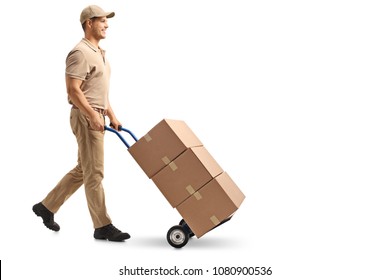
[{"x1": 105, "y1": 125, "x2": 138, "y2": 148}]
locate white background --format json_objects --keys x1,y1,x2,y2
[{"x1": 1, "y1": 0, "x2": 389, "y2": 279}]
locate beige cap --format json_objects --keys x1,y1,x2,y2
[{"x1": 80, "y1": 5, "x2": 115, "y2": 24}]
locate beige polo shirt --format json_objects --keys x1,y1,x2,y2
[{"x1": 66, "y1": 38, "x2": 111, "y2": 110}]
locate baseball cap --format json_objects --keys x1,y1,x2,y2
[{"x1": 80, "y1": 5, "x2": 115, "y2": 24}]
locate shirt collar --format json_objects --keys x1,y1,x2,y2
[{"x1": 81, "y1": 38, "x2": 104, "y2": 53}]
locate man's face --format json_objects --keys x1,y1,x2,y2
[{"x1": 90, "y1": 17, "x2": 109, "y2": 40}]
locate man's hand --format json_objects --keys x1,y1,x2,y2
[
  {"x1": 109, "y1": 119, "x2": 122, "y2": 131},
  {"x1": 89, "y1": 112, "x2": 105, "y2": 132}
]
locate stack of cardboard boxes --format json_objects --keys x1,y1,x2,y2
[{"x1": 128, "y1": 119, "x2": 245, "y2": 238}]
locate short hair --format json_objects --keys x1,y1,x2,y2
[{"x1": 81, "y1": 17, "x2": 98, "y2": 31}]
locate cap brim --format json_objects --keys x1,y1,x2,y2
[
  {"x1": 93, "y1": 11, "x2": 115, "y2": 19},
  {"x1": 106, "y1": 12, "x2": 115, "y2": 18}
]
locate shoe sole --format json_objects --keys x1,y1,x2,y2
[{"x1": 94, "y1": 234, "x2": 131, "y2": 242}]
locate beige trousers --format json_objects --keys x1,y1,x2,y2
[{"x1": 42, "y1": 108, "x2": 111, "y2": 229}]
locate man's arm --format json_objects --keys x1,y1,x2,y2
[
  {"x1": 66, "y1": 75, "x2": 104, "y2": 132},
  {"x1": 106, "y1": 101, "x2": 122, "y2": 131}
]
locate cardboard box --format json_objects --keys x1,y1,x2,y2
[
  {"x1": 152, "y1": 146, "x2": 224, "y2": 208},
  {"x1": 176, "y1": 172, "x2": 245, "y2": 238},
  {"x1": 128, "y1": 119, "x2": 203, "y2": 178}
]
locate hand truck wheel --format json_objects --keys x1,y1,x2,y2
[{"x1": 167, "y1": 225, "x2": 189, "y2": 248}]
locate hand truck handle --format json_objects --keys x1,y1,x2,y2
[{"x1": 104, "y1": 125, "x2": 138, "y2": 148}]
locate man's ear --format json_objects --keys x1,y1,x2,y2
[{"x1": 85, "y1": 19, "x2": 93, "y2": 29}]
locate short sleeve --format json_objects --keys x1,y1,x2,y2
[{"x1": 65, "y1": 50, "x2": 89, "y2": 80}]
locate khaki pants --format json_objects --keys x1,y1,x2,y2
[{"x1": 42, "y1": 108, "x2": 111, "y2": 229}]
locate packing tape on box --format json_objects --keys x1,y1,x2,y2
[
  {"x1": 186, "y1": 185, "x2": 195, "y2": 195},
  {"x1": 194, "y1": 191, "x2": 202, "y2": 200},
  {"x1": 210, "y1": 215, "x2": 220, "y2": 226},
  {"x1": 161, "y1": 156, "x2": 170, "y2": 165},
  {"x1": 144, "y1": 133, "x2": 152, "y2": 142},
  {"x1": 169, "y1": 161, "x2": 178, "y2": 171}
]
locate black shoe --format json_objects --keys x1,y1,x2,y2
[
  {"x1": 94, "y1": 224, "x2": 130, "y2": 241},
  {"x1": 32, "y1": 202, "x2": 60, "y2": 232}
]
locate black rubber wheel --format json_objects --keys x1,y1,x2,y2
[
  {"x1": 167, "y1": 225, "x2": 189, "y2": 248},
  {"x1": 179, "y1": 219, "x2": 195, "y2": 238}
]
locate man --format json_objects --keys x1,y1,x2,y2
[{"x1": 32, "y1": 5, "x2": 130, "y2": 242}]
